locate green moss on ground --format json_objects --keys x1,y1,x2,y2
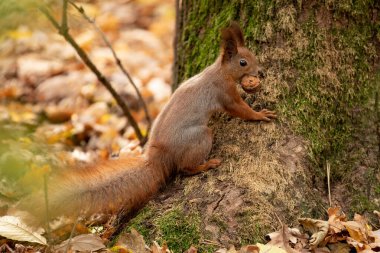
[
  {"x1": 156, "y1": 207, "x2": 211, "y2": 252},
  {"x1": 126, "y1": 207, "x2": 155, "y2": 241},
  {"x1": 127, "y1": 205, "x2": 215, "y2": 253},
  {"x1": 236, "y1": 210, "x2": 268, "y2": 245}
]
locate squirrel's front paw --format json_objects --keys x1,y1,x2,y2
[{"x1": 257, "y1": 109, "x2": 277, "y2": 122}]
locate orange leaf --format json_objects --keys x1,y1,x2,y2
[{"x1": 343, "y1": 221, "x2": 368, "y2": 243}]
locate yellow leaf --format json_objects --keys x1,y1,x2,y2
[
  {"x1": 9, "y1": 111, "x2": 37, "y2": 124},
  {"x1": 18, "y1": 137, "x2": 32, "y2": 144},
  {"x1": 257, "y1": 243, "x2": 287, "y2": 253},
  {"x1": 110, "y1": 245, "x2": 132, "y2": 253},
  {"x1": 346, "y1": 237, "x2": 370, "y2": 252},
  {"x1": 343, "y1": 221, "x2": 368, "y2": 243},
  {"x1": 99, "y1": 113, "x2": 112, "y2": 124},
  {"x1": 7, "y1": 29, "x2": 32, "y2": 39}
]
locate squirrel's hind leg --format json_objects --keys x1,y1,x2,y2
[
  {"x1": 182, "y1": 158, "x2": 221, "y2": 175},
  {"x1": 177, "y1": 126, "x2": 221, "y2": 175}
]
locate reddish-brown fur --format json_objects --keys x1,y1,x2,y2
[{"x1": 25, "y1": 22, "x2": 276, "y2": 220}]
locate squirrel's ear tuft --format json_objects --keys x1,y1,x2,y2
[
  {"x1": 221, "y1": 28, "x2": 238, "y2": 63},
  {"x1": 229, "y1": 21, "x2": 244, "y2": 47}
]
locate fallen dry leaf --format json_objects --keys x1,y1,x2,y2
[
  {"x1": 36, "y1": 72, "x2": 87, "y2": 102},
  {"x1": 256, "y1": 243, "x2": 287, "y2": 253},
  {"x1": 151, "y1": 241, "x2": 171, "y2": 253},
  {"x1": 0, "y1": 83, "x2": 22, "y2": 100},
  {"x1": 353, "y1": 214, "x2": 370, "y2": 230},
  {"x1": 115, "y1": 228, "x2": 150, "y2": 253},
  {"x1": 374, "y1": 211, "x2": 380, "y2": 221},
  {"x1": 239, "y1": 245, "x2": 260, "y2": 253},
  {"x1": 369, "y1": 229, "x2": 380, "y2": 242},
  {"x1": 346, "y1": 237, "x2": 369, "y2": 252},
  {"x1": 17, "y1": 56, "x2": 65, "y2": 85},
  {"x1": 214, "y1": 246, "x2": 237, "y2": 253},
  {"x1": 44, "y1": 105, "x2": 74, "y2": 123},
  {"x1": 0, "y1": 216, "x2": 47, "y2": 245},
  {"x1": 324, "y1": 232, "x2": 347, "y2": 245},
  {"x1": 298, "y1": 218, "x2": 329, "y2": 249},
  {"x1": 369, "y1": 242, "x2": 380, "y2": 251},
  {"x1": 266, "y1": 227, "x2": 307, "y2": 246},
  {"x1": 327, "y1": 207, "x2": 346, "y2": 234},
  {"x1": 184, "y1": 246, "x2": 197, "y2": 253},
  {"x1": 328, "y1": 242, "x2": 350, "y2": 253},
  {"x1": 313, "y1": 246, "x2": 330, "y2": 253},
  {"x1": 343, "y1": 221, "x2": 370, "y2": 243},
  {"x1": 53, "y1": 233, "x2": 105, "y2": 252}
]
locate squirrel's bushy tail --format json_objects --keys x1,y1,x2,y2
[{"x1": 21, "y1": 156, "x2": 165, "y2": 221}]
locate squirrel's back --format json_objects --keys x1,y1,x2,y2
[{"x1": 148, "y1": 61, "x2": 224, "y2": 147}]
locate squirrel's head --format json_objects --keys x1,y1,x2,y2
[{"x1": 220, "y1": 22, "x2": 263, "y2": 82}]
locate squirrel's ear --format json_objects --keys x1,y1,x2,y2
[
  {"x1": 229, "y1": 21, "x2": 244, "y2": 47},
  {"x1": 221, "y1": 28, "x2": 238, "y2": 63}
]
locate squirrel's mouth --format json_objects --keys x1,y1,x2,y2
[{"x1": 240, "y1": 75, "x2": 261, "y2": 94}]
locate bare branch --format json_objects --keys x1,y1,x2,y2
[
  {"x1": 68, "y1": 1, "x2": 152, "y2": 135},
  {"x1": 40, "y1": 5, "x2": 146, "y2": 144},
  {"x1": 39, "y1": 6, "x2": 60, "y2": 30},
  {"x1": 61, "y1": 0, "x2": 68, "y2": 35}
]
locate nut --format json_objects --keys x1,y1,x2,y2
[{"x1": 240, "y1": 75, "x2": 261, "y2": 94}]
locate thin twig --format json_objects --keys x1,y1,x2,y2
[
  {"x1": 68, "y1": 0, "x2": 152, "y2": 135},
  {"x1": 274, "y1": 212, "x2": 283, "y2": 225},
  {"x1": 326, "y1": 161, "x2": 332, "y2": 207},
  {"x1": 39, "y1": 5, "x2": 146, "y2": 144},
  {"x1": 0, "y1": 243, "x2": 14, "y2": 252},
  {"x1": 61, "y1": 0, "x2": 68, "y2": 34},
  {"x1": 43, "y1": 174, "x2": 51, "y2": 241},
  {"x1": 199, "y1": 239, "x2": 223, "y2": 247},
  {"x1": 65, "y1": 217, "x2": 80, "y2": 253}
]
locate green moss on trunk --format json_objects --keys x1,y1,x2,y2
[{"x1": 175, "y1": 0, "x2": 379, "y2": 178}]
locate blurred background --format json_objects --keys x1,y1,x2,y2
[
  {"x1": 0, "y1": 0, "x2": 174, "y2": 161},
  {"x1": 0, "y1": 0, "x2": 175, "y2": 208}
]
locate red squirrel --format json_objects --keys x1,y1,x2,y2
[{"x1": 26, "y1": 22, "x2": 276, "y2": 220}]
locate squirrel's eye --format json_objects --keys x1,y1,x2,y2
[{"x1": 240, "y1": 59, "x2": 247, "y2": 67}]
